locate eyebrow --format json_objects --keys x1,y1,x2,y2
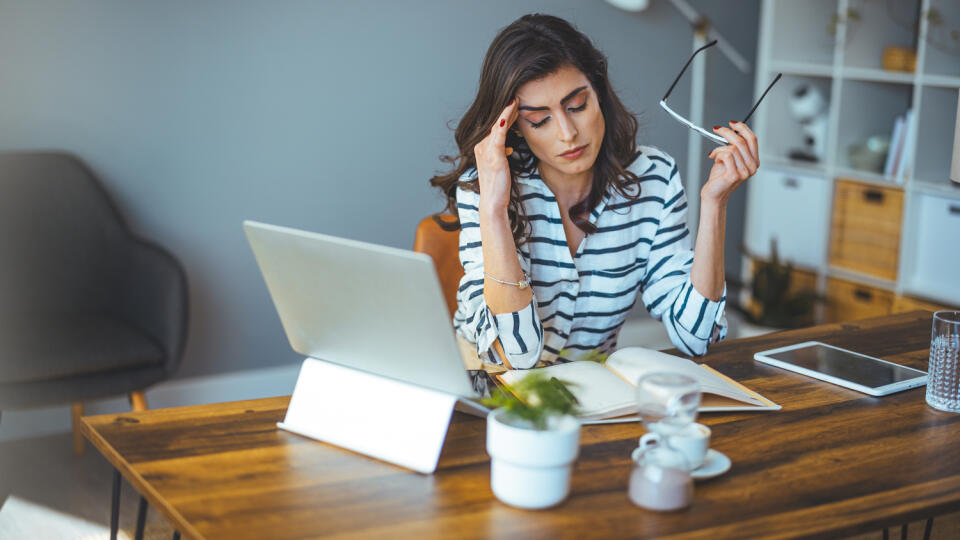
[{"x1": 518, "y1": 86, "x2": 589, "y2": 111}]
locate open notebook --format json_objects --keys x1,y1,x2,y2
[{"x1": 496, "y1": 347, "x2": 780, "y2": 423}]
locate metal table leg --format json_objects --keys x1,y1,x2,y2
[
  {"x1": 110, "y1": 469, "x2": 121, "y2": 540},
  {"x1": 135, "y1": 495, "x2": 148, "y2": 540}
]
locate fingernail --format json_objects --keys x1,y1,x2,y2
[
  {"x1": 508, "y1": 98, "x2": 515, "y2": 106},
  {"x1": 500, "y1": 119, "x2": 505, "y2": 127},
  {"x1": 730, "y1": 120, "x2": 739, "y2": 124},
  {"x1": 713, "y1": 126, "x2": 721, "y2": 131}
]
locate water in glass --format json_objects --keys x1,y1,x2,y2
[{"x1": 927, "y1": 311, "x2": 960, "y2": 413}]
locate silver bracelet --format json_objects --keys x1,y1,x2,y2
[{"x1": 484, "y1": 272, "x2": 530, "y2": 289}]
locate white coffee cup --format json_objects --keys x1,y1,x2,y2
[{"x1": 638, "y1": 422, "x2": 711, "y2": 470}]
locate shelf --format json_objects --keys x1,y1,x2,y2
[
  {"x1": 752, "y1": 0, "x2": 960, "y2": 322},
  {"x1": 911, "y1": 179, "x2": 960, "y2": 199},
  {"x1": 841, "y1": 67, "x2": 916, "y2": 85},
  {"x1": 761, "y1": 154, "x2": 828, "y2": 177},
  {"x1": 833, "y1": 167, "x2": 905, "y2": 189},
  {"x1": 920, "y1": 74, "x2": 960, "y2": 88},
  {"x1": 771, "y1": 60, "x2": 835, "y2": 78},
  {"x1": 826, "y1": 266, "x2": 896, "y2": 291}
]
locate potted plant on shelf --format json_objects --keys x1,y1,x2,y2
[
  {"x1": 483, "y1": 373, "x2": 581, "y2": 509},
  {"x1": 728, "y1": 239, "x2": 822, "y2": 337}
]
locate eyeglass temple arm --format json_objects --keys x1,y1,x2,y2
[
  {"x1": 742, "y1": 73, "x2": 783, "y2": 124},
  {"x1": 662, "y1": 39, "x2": 718, "y2": 102}
]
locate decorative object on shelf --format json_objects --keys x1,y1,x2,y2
[
  {"x1": 952, "y1": 91, "x2": 959, "y2": 185},
  {"x1": 484, "y1": 373, "x2": 581, "y2": 509},
  {"x1": 848, "y1": 134, "x2": 891, "y2": 173},
  {"x1": 788, "y1": 83, "x2": 829, "y2": 162},
  {"x1": 876, "y1": 4, "x2": 959, "y2": 58},
  {"x1": 891, "y1": 109, "x2": 915, "y2": 184},
  {"x1": 882, "y1": 46, "x2": 917, "y2": 73},
  {"x1": 827, "y1": 7, "x2": 860, "y2": 38},
  {"x1": 924, "y1": 7, "x2": 960, "y2": 57},
  {"x1": 729, "y1": 239, "x2": 822, "y2": 330}
]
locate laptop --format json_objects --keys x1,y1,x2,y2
[{"x1": 243, "y1": 220, "x2": 491, "y2": 415}]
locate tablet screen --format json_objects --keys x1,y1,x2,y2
[{"x1": 763, "y1": 343, "x2": 926, "y2": 389}]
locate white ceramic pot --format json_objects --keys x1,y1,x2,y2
[{"x1": 486, "y1": 408, "x2": 581, "y2": 509}]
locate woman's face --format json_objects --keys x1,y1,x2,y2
[{"x1": 514, "y1": 65, "x2": 605, "y2": 183}]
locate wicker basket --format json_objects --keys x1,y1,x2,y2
[{"x1": 882, "y1": 46, "x2": 917, "y2": 73}]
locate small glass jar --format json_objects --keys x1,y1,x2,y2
[{"x1": 628, "y1": 436, "x2": 693, "y2": 511}]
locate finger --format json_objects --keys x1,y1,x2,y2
[
  {"x1": 716, "y1": 151, "x2": 735, "y2": 179},
  {"x1": 726, "y1": 144, "x2": 750, "y2": 179},
  {"x1": 508, "y1": 99, "x2": 520, "y2": 127},
  {"x1": 714, "y1": 126, "x2": 756, "y2": 174},
  {"x1": 491, "y1": 98, "x2": 518, "y2": 147},
  {"x1": 729, "y1": 121, "x2": 759, "y2": 165},
  {"x1": 712, "y1": 146, "x2": 735, "y2": 174}
]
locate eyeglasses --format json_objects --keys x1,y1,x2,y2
[{"x1": 660, "y1": 40, "x2": 782, "y2": 146}]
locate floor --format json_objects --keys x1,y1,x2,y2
[
  {"x1": 1, "y1": 431, "x2": 957, "y2": 539},
  {"x1": 0, "y1": 432, "x2": 175, "y2": 539}
]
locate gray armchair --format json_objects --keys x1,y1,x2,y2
[{"x1": 0, "y1": 152, "x2": 188, "y2": 454}]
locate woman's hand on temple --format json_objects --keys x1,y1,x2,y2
[
  {"x1": 474, "y1": 99, "x2": 519, "y2": 214},
  {"x1": 702, "y1": 121, "x2": 759, "y2": 207}
]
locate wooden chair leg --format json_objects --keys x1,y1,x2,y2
[
  {"x1": 71, "y1": 403, "x2": 85, "y2": 456},
  {"x1": 129, "y1": 390, "x2": 148, "y2": 412}
]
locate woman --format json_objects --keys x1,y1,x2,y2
[{"x1": 430, "y1": 14, "x2": 759, "y2": 369}]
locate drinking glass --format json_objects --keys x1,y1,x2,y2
[
  {"x1": 927, "y1": 311, "x2": 960, "y2": 413},
  {"x1": 635, "y1": 373, "x2": 701, "y2": 436}
]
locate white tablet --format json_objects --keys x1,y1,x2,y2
[{"x1": 753, "y1": 341, "x2": 927, "y2": 396}]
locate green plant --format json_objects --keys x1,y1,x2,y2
[
  {"x1": 730, "y1": 239, "x2": 822, "y2": 329},
  {"x1": 482, "y1": 373, "x2": 579, "y2": 429},
  {"x1": 558, "y1": 348, "x2": 609, "y2": 364}
]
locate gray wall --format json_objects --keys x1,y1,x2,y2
[{"x1": 0, "y1": 0, "x2": 758, "y2": 378}]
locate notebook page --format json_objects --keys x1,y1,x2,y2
[{"x1": 605, "y1": 347, "x2": 763, "y2": 405}]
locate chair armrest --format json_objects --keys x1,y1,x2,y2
[{"x1": 108, "y1": 236, "x2": 189, "y2": 377}]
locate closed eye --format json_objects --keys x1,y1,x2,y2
[
  {"x1": 528, "y1": 101, "x2": 588, "y2": 129},
  {"x1": 530, "y1": 117, "x2": 549, "y2": 129}
]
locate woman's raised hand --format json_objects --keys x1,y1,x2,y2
[
  {"x1": 474, "y1": 99, "x2": 519, "y2": 214},
  {"x1": 702, "y1": 121, "x2": 760, "y2": 206}
]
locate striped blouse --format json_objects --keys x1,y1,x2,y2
[{"x1": 453, "y1": 145, "x2": 727, "y2": 369}]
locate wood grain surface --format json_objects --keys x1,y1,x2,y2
[{"x1": 81, "y1": 311, "x2": 960, "y2": 540}]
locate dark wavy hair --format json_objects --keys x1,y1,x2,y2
[{"x1": 429, "y1": 13, "x2": 642, "y2": 245}]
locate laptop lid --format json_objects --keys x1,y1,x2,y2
[{"x1": 243, "y1": 220, "x2": 477, "y2": 398}]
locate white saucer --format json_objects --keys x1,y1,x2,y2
[
  {"x1": 691, "y1": 449, "x2": 731, "y2": 480},
  {"x1": 629, "y1": 448, "x2": 731, "y2": 480}
]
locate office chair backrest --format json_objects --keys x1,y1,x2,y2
[
  {"x1": 0, "y1": 152, "x2": 129, "y2": 313},
  {"x1": 413, "y1": 214, "x2": 463, "y2": 317}
]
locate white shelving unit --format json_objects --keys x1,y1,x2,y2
[{"x1": 744, "y1": 0, "x2": 960, "y2": 314}]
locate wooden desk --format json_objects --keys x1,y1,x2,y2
[{"x1": 82, "y1": 311, "x2": 960, "y2": 539}]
